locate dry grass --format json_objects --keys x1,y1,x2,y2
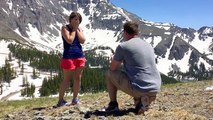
[{"x1": 0, "y1": 80, "x2": 212, "y2": 119}]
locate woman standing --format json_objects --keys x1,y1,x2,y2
[{"x1": 57, "y1": 11, "x2": 86, "y2": 107}]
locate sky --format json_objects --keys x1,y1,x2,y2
[{"x1": 111, "y1": 0, "x2": 213, "y2": 30}]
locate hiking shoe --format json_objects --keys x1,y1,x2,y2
[
  {"x1": 71, "y1": 98, "x2": 80, "y2": 105},
  {"x1": 135, "y1": 97, "x2": 149, "y2": 115},
  {"x1": 134, "y1": 97, "x2": 141, "y2": 106},
  {"x1": 57, "y1": 99, "x2": 67, "y2": 107},
  {"x1": 103, "y1": 101, "x2": 119, "y2": 112},
  {"x1": 135, "y1": 103, "x2": 145, "y2": 115}
]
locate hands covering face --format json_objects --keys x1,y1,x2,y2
[{"x1": 70, "y1": 16, "x2": 80, "y2": 31}]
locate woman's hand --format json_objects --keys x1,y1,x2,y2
[
  {"x1": 70, "y1": 19, "x2": 80, "y2": 31},
  {"x1": 77, "y1": 27, "x2": 86, "y2": 44},
  {"x1": 61, "y1": 25, "x2": 76, "y2": 44}
]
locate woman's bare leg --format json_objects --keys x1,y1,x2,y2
[
  {"x1": 72, "y1": 67, "x2": 84, "y2": 99},
  {"x1": 58, "y1": 69, "x2": 73, "y2": 101}
]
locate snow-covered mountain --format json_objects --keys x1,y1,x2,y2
[{"x1": 0, "y1": 0, "x2": 213, "y2": 76}]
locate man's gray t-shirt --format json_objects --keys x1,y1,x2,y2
[{"x1": 113, "y1": 37, "x2": 161, "y2": 92}]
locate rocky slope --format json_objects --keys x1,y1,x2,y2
[{"x1": 1, "y1": 80, "x2": 213, "y2": 120}]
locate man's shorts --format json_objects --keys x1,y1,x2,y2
[
  {"x1": 105, "y1": 70, "x2": 157, "y2": 109},
  {"x1": 60, "y1": 57, "x2": 86, "y2": 70}
]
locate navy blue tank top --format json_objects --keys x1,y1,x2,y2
[{"x1": 62, "y1": 25, "x2": 84, "y2": 59}]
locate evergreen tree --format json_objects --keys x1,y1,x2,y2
[
  {"x1": 18, "y1": 59, "x2": 21, "y2": 68},
  {"x1": 22, "y1": 75, "x2": 26, "y2": 87},
  {"x1": 32, "y1": 67, "x2": 38, "y2": 79},
  {"x1": 0, "y1": 70, "x2": 2, "y2": 94},
  {"x1": 20, "y1": 64, "x2": 24, "y2": 75},
  {"x1": 8, "y1": 52, "x2": 12, "y2": 61}
]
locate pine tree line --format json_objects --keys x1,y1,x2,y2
[
  {"x1": 1, "y1": 43, "x2": 110, "y2": 97},
  {"x1": 0, "y1": 43, "x2": 180, "y2": 97},
  {"x1": 168, "y1": 62, "x2": 213, "y2": 81},
  {"x1": 0, "y1": 58, "x2": 16, "y2": 87},
  {"x1": 20, "y1": 76, "x2": 35, "y2": 98}
]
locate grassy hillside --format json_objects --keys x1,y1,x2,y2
[{"x1": 0, "y1": 80, "x2": 213, "y2": 120}]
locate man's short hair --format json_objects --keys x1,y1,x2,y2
[{"x1": 123, "y1": 21, "x2": 139, "y2": 35}]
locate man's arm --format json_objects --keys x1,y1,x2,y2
[{"x1": 110, "y1": 59, "x2": 122, "y2": 71}]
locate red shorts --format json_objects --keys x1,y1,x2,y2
[{"x1": 60, "y1": 58, "x2": 86, "y2": 70}]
